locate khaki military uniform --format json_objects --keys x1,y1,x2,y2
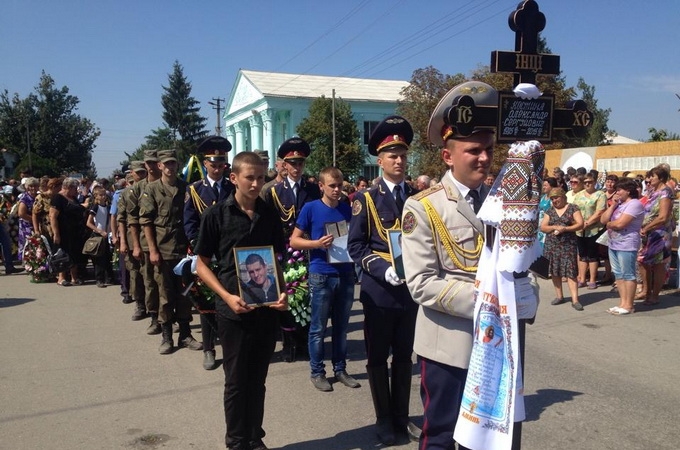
[{"x1": 117, "y1": 185, "x2": 145, "y2": 306}]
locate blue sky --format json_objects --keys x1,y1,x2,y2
[{"x1": 2, "y1": 0, "x2": 679, "y2": 176}]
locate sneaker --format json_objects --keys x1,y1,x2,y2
[
  {"x1": 335, "y1": 370, "x2": 361, "y2": 388},
  {"x1": 310, "y1": 374, "x2": 333, "y2": 392},
  {"x1": 551, "y1": 297, "x2": 565, "y2": 305},
  {"x1": 572, "y1": 302, "x2": 584, "y2": 311}
]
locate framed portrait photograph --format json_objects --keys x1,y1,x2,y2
[
  {"x1": 387, "y1": 229, "x2": 405, "y2": 280},
  {"x1": 234, "y1": 245, "x2": 281, "y2": 306},
  {"x1": 324, "y1": 221, "x2": 353, "y2": 264}
]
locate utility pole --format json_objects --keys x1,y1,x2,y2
[
  {"x1": 332, "y1": 89, "x2": 336, "y2": 167},
  {"x1": 208, "y1": 97, "x2": 226, "y2": 136}
]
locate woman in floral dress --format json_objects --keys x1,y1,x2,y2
[
  {"x1": 17, "y1": 178, "x2": 39, "y2": 260},
  {"x1": 541, "y1": 188, "x2": 585, "y2": 310},
  {"x1": 638, "y1": 166, "x2": 674, "y2": 305}
]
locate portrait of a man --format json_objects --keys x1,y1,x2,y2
[{"x1": 237, "y1": 252, "x2": 279, "y2": 305}]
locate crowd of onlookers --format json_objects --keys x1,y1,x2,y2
[{"x1": 538, "y1": 163, "x2": 679, "y2": 315}]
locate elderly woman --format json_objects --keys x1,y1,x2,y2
[
  {"x1": 17, "y1": 177, "x2": 39, "y2": 259},
  {"x1": 566, "y1": 174, "x2": 585, "y2": 204},
  {"x1": 573, "y1": 173, "x2": 607, "y2": 289},
  {"x1": 541, "y1": 188, "x2": 585, "y2": 311},
  {"x1": 600, "y1": 178, "x2": 645, "y2": 315},
  {"x1": 50, "y1": 177, "x2": 88, "y2": 286},
  {"x1": 638, "y1": 166, "x2": 674, "y2": 306}
]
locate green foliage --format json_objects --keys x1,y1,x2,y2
[
  {"x1": 0, "y1": 71, "x2": 100, "y2": 178},
  {"x1": 647, "y1": 127, "x2": 680, "y2": 142},
  {"x1": 161, "y1": 60, "x2": 208, "y2": 157},
  {"x1": 573, "y1": 77, "x2": 612, "y2": 146},
  {"x1": 296, "y1": 96, "x2": 363, "y2": 179},
  {"x1": 120, "y1": 127, "x2": 175, "y2": 169}
]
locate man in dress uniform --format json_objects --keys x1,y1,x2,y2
[
  {"x1": 400, "y1": 81, "x2": 497, "y2": 450},
  {"x1": 117, "y1": 161, "x2": 147, "y2": 319},
  {"x1": 184, "y1": 135, "x2": 234, "y2": 370},
  {"x1": 347, "y1": 115, "x2": 420, "y2": 446},
  {"x1": 263, "y1": 137, "x2": 321, "y2": 362},
  {"x1": 140, "y1": 149, "x2": 201, "y2": 355}
]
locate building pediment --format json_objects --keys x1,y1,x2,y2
[{"x1": 228, "y1": 73, "x2": 264, "y2": 115}]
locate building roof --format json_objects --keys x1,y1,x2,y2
[
  {"x1": 610, "y1": 135, "x2": 641, "y2": 144},
  {"x1": 240, "y1": 69, "x2": 409, "y2": 103}
]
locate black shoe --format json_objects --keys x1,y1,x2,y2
[
  {"x1": 121, "y1": 294, "x2": 134, "y2": 304},
  {"x1": 311, "y1": 375, "x2": 333, "y2": 392},
  {"x1": 146, "y1": 316, "x2": 162, "y2": 335},
  {"x1": 249, "y1": 440, "x2": 269, "y2": 450},
  {"x1": 6, "y1": 266, "x2": 25, "y2": 275},
  {"x1": 335, "y1": 370, "x2": 361, "y2": 388},
  {"x1": 203, "y1": 350, "x2": 217, "y2": 370},
  {"x1": 375, "y1": 417, "x2": 396, "y2": 446},
  {"x1": 394, "y1": 420, "x2": 421, "y2": 442},
  {"x1": 96, "y1": 281, "x2": 106, "y2": 288},
  {"x1": 159, "y1": 324, "x2": 174, "y2": 355}
]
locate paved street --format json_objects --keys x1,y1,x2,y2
[{"x1": 1, "y1": 270, "x2": 679, "y2": 450}]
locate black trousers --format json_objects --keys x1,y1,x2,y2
[
  {"x1": 217, "y1": 309, "x2": 278, "y2": 449},
  {"x1": 362, "y1": 303, "x2": 417, "y2": 367}
]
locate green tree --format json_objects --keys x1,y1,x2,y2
[
  {"x1": 296, "y1": 96, "x2": 363, "y2": 179},
  {"x1": 120, "y1": 127, "x2": 175, "y2": 168},
  {"x1": 0, "y1": 72, "x2": 100, "y2": 177},
  {"x1": 396, "y1": 66, "x2": 466, "y2": 178},
  {"x1": 161, "y1": 60, "x2": 208, "y2": 161},
  {"x1": 647, "y1": 127, "x2": 680, "y2": 142}
]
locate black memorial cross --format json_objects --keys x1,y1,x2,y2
[
  {"x1": 490, "y1": 0, "x2": 560, "y2": 86},
  {"x1": 444, "y1": 0, "x2": 592, "y2": 143}
]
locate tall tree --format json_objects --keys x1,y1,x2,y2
[
  {"x1": 160, "y1": 60, "x2": 208, "y2": 161},
  {"x1": 120, "y1": 127, "x2": 175, "y2": 168},
  {"x1": 647, "y1": 127, "x2": 680, "y2": 142},
  {"x1": 0, "y1": 71, "x2": 100, "y2": 177},
  {"x1": 296, "y1": 96, "x2": 363, "y2": 179}
]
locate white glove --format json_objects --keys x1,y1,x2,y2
[
  {"x1": 514, "y1": 275, "x2": 539, "y2": 320},
  {"x1": 384, "y1": 266, "x2": 403, "y2": 286}
]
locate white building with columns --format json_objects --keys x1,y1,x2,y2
[{"x1": 224, "y1": 69, "x2": 408, "y2": 178}]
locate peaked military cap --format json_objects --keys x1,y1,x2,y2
[
  {"x1": 277, "y1": 138, "x2": 311, "y2": 162},
  {"x1": 368, "y1": 115, "x2": 414, "y2": 156},
  {"x1": 157, "y1": 149, "x2": 178, "y2": 163},
  {"x1": 197, "y1": 135, "x2": 232, "y2": 162},
  {"x1": 143, "y1": 149, "x2": 159, "y2": 162},
  {"x1": 427, "y1": 81, "x2": 498, "y2": 148}
]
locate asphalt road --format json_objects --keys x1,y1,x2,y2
[{"x1": 1, "y1": 270, "x2": 679, "y2": 450}]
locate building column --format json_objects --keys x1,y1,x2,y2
[
  {"x1": 234, "y1": 122, "x2": 246, "y2": 156},
  {"x1": 249, "y1": 114, "x2": 263, "y2": 153},
  {"x1": 261, "y1": 109, "x2": 275, "y2": 164},
  {"x1": 225, "y1": 126, "x2": 236, "y2": 164}
]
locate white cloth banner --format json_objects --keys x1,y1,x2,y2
[{"x1": 454, "y1": 140, "x2": 544, "y2": 450}]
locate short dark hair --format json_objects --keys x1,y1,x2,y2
[
  {"x1": 606, "y1": 174, "x2": 619, "y2": 182},
  {"x1": 650, "y1": 166, "x2": 670, "y2": 183},
  {"x1": 615, "y1": 178, "x2": 639, "y2": 199},
  {"x1": 232, "y1": 152, "x2": 264, "y2": 174},
  {"x1": 244, "y1": 253, "x2": 265, "y2": 267},
  {"x1": 544, "y1": 177, "x2": 558, "y2": 188}
]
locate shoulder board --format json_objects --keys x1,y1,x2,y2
[{"x1": 411, "y1": 184, "x2": 444, "y2": 201}]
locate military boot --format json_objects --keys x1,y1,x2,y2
[
  {"x1": 366, "y1": 364, "x2": 395, "y2": 446},
  {"x1": 158, "y1": 323, "x2": 174, "y2": 355},
  {"x1": 146, "y1": 313, "x2": 162, "y2": 335},
  {"x1": 131, "y1": 299, "x2": 147, "y2": 321},
  {"x1": 178, "y1": 321, "x2": 203, "y2": 351}
]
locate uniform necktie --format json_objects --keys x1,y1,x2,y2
[
  {"x1": 393, "y1": 184, "x2": 404, "y2": 212},
  {"x1": 212, "y1": 182, "x2": 219, "y2": 199},
  {"x1": 468, "y1": 189, "x2": 481, "y2": 213},
  {"x1": 292, "y1": 182, "x2": 299, "y2": 199}
]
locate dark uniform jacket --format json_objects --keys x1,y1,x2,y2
[
  {"x1": 183, "y1": 177, "x2": 234, "y2": 242},
  {"x1": 139, "y1": 178, "x2": 188, "y2": 260},
  {"x1": 263, "y1": 178, "x2": 321, "y2": 235},
  {"x1": 347, "y1": 179, "x2": 418, "y2": 309}
]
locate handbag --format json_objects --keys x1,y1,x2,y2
[
  {"x1": 82, "y1": 233, "x2": 106, "y2": 257},
  {"x1": 40, "y1": 235, "x2": 72, "y2": 274},
  {"x1": 595, "y1": 230, "x2": 610, "y2": 246}
]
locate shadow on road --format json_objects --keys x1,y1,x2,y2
[
  {"x1": 524, "y1": 388, "x2": 582, "y2": 422},
  {"x1": 0, "y1": 297, "x2": 35, "y2": 308},
  {"x1": 277, "y1": 424, "x2": 415, "y2": 450}
]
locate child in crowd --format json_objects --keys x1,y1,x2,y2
[
  {"x1": 86, "y1": 185, "x2": 113, "y2": 287},
  {"x1": 194, "y1": 151, "x2": 288, "y2": 450}
]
